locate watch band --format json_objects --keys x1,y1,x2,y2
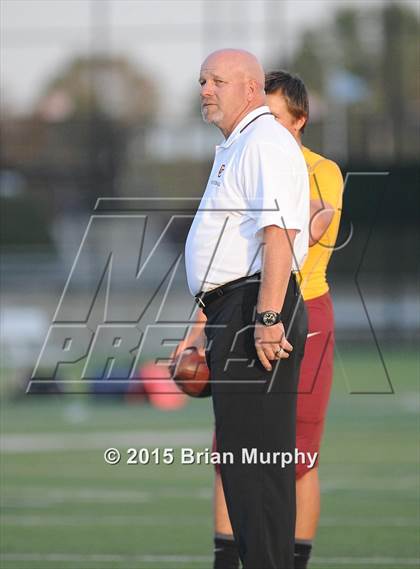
[{"x1": 256, "y1": 310, "x2": 282, "y2": 327}]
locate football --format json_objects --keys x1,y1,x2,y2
[{"x1": 170, "y1": 347, "x2": 211, "y2": 398}]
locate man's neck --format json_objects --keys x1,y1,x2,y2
[{"x1": 220, "y1": 101, "x2": 266, "y2": 139}]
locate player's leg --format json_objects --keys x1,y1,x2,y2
[
  {"x1": 295, "y1": 418, "x2": 324, "y2": 546},
  {"x1": 213, "y1": 469, "x2": 239, "y2": 569},
  {"x1": 295, "y1": 466, "x2": 320, "y2": 539},
  {"x1": 294, "y1": 292, "x2": 335, "y2": 568},
  {"x1": 214, "y1": 467, "x2": 234, "y2": 535},
  {"x1": 294, "y1": 467, "x2": 320, "y2": 568}
]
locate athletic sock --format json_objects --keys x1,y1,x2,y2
[
  {"x1": 294, "y1": 539, "x2": 313, "y2": 569},
  {"x1": 213, "y1": 533, "x2": 240, "y2": 569}
]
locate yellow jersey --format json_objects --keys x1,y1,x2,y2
[{"x1": 299, "y1": 146, "x2": 343, "y2": 301}]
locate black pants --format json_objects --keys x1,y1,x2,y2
[{"x1": 203, "y1": 275, "x2": 307, "y2": 569}]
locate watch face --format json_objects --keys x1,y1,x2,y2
[{"x1": 263, "y1": 311, "x2": 277, "y2": 326}]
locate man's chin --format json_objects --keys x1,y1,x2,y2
[{"x1": 201, "y1": 109, "x2": 223, "y2": 125}]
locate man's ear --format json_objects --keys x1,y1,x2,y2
[{"x1": 247, "y1": 79, "x2": 260, "y2": 102}]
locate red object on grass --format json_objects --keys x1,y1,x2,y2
[{"x1": 138, "y1": 362, "x2": 187, "y2": 410}]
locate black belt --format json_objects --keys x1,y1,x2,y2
[{"x1": 195, "y1": 272, "x2": 261, "y2": 309}]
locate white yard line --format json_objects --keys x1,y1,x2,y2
[
  {"x1": 320, "y1": 516, "x2": 419, "y2": 527},
  {"x1": 0, "y1": 553, "x2": 210, "y2": 564},
  {"x1": 322, "y1": 477, "x2": 416, "y2": 491},
  {"x1": 314, "y1": 559, "x2": 420, "y2": 566},
  {"x1": 2, "y1": 486, "x2": 212, "y2": 508},
  {"x1": 0, "y1": 514, "x2": 210, "y2": 526},
  {"x1": 1, "y1": 553, "x2": 419, "y2": 566},
  {"x1": 0, "y1": 514, "x2": 417, "y2": 528},
  {"x1": 0, "y1": 430, "x2": 212, "y2": 453}
]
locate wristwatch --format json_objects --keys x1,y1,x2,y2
[{"x1": 256, "y1": 310, "x2": 282, "y2": 327}]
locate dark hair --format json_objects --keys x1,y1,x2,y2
[{"x1": 265, "y1": 70, "x2": 309, "y2": 133}]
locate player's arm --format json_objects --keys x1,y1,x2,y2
[
  {"x1": 309, "y1": 198, "x2": 334, "y2": 246},
  {"x1": 173, "y1": 308, "x2": 207, "y2": 358},
  {"x1": 309, "y1": 159, "x2": 343, "y2": 246},
  {"x1": 255, "y1": 225, "x2": 295, "y2": 371}
]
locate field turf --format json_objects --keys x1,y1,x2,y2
[{"x1": 1, "y1": 347, "x2": 418, "y2": 569}]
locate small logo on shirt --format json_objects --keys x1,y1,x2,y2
[{"x1": 217, "y1": 164, "x2": 226, "y2": 177}]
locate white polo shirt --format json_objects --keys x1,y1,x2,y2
[{"x1": 185, "y1": 106, "x2": 309, "y2": 296}]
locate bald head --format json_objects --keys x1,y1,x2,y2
[
  {"x1": 199, "y1": 48, "x2": 266, "y2": 138},
  {"x1": 202, "y1": 49, "x2": 265, "y2": 89}
]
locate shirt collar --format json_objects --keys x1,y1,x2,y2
[{"x1": 218, "y1": 106, "x2": 272, "y2": 149}]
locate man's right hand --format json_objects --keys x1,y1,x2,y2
[
  {"x1": 172, "y1": 330, "x2": 206, "y2": 359},
  {"x1": 172, "y1": 309, "x2": 207, "y2": 360}
]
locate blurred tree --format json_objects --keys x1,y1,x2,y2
[
  {"x1": 30, "y1": 55, "x2": 158, "y2": 207},
  {"x1": 285, "y1": 3, "x2": 419, "y2": 99},
  {"x1": 1, "y1": 54, "x2": 158, "y2": 252},
  {"x1": 381, "y1": 4, "x2": 419, "y2": 156},
  {"x1": 290, "y1": 30, "x2": 325, "y2": 94},
  {"x1": 36, "y1": 55, "x2": 157, "y2": 124},
  {"x1": 272, "y1": 3, "x2": 419, "y2": 161}
]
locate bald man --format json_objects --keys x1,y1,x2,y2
[{"x1": 184, "y1": 49, "x2": 309, "y2": 568}]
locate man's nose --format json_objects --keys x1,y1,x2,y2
[{"x1": 201, "y1": 81, "x2": 214, "y2": 98}]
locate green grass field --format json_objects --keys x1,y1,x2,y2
[{"x1": 1, "y1": 347, "x2": 419, "y2": 569}]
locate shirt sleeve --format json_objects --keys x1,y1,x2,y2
[
  {"x1": 242, "y1": 141, "x2": 309, "y2": 235},
  {"x1": 311, "y1": 159, "x2": 343, "y2": 209}
]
